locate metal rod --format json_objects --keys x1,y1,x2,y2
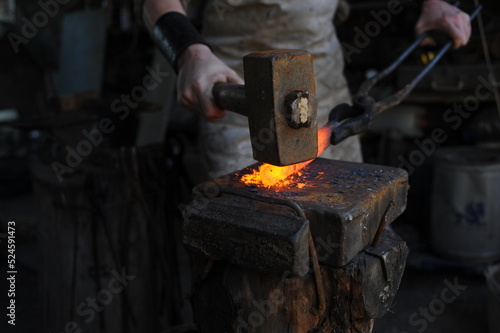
[
  {"x1": 308, "y1": 233, "x2": 327, "y2": 320},
  {"x1": 372, "y1": 201, "x2": 394, "y2": 247},
  {"x1": 370, "y1": 4, "x2": 483, "y2": 115},
  {"x1": 219, "y1": 188, "x2": 307, "y2": 219},
  {"x1": 358, "y1": 33, "x2": 427, "y2": 96},
  {"x1": 218, "y1": 188, "x2": 326, "y2": 317},
  {"x1": 374, "y1": 40, "x2": 453, "y2": 115}
]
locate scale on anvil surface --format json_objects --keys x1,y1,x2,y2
[{"x1": 184, "y1": 158, "x2": 408, "y2": 275}]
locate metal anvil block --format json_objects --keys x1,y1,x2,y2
[
  {"x1": 329, "y1": 229, "x2": 409, "y2": 323},
  {"x1": 183, "y1": 194, "x2": 311, "y2": 277},
  {"x1": 183, "y1": 158, "x2": 408, "y2": 274}
]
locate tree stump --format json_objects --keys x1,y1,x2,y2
[{"x1": 191, "y1": 230, "x2": 408, "y2": 333}]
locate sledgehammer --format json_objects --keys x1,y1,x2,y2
[{"x1": 212, "y1": 49, "x2": 319, "y2": 166}]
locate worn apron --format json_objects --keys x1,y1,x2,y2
[{"x1": 198, "y1": 0, "x2": 362, "y2": 178}]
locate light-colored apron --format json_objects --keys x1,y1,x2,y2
[{"x1": 198, "y1": 0, "x2": 362, "y2": 178}]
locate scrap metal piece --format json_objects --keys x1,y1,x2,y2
[{"x1": 183, "y1": 192, "x2": 311, "y2": 277}]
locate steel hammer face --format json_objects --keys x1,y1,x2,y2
[{"x1": 243, "y1": 50, "x2": 318, "y2": 166}]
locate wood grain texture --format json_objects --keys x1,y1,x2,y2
[{"x1": 191, "y1": 230, "x2": 407, "y2": 333}]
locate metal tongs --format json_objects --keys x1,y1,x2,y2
[{"x1": 329, "y1": 4, "x2": 483, "y2": 145}]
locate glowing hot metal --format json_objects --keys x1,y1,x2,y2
[{"x1": 240, "y1": 123, "x2": 334, "y2": 188}]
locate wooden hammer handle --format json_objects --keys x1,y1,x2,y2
[{"x1": 212, "y1": 82, "x2": 249, "y2": 117}]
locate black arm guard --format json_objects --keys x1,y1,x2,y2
[{"x1": 152, "y1": 12, "x2": 211, "y2": 73}]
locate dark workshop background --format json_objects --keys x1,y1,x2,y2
[{"x1": 0, "y1": 0, "x2": 500, "y2": 332}]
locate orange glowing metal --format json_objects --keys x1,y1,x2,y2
[{"x1": 240, "y1": 123, "x2": 334, "y2": 188}]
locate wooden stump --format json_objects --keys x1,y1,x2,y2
[
  {"x1": 191, "y1": 230, "x2": 408, "y2": 333},
  {"x1": 33, "y1": 145, "x2": 183, "y2": 332}
]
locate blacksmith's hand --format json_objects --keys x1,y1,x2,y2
[
  {"x1": 415, "y1": 0, "x2": 471, "y2": 49},
  {"x1": 177, "y1": 44, "x2": 244, "y2": 122}
]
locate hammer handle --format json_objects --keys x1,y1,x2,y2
[{"x1": 213, "y1": 82, "x2": 249, "y2": 117}]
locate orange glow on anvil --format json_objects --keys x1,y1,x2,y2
[{"x1": 240, "y1": 123, "x2": 333, "y2": 189}]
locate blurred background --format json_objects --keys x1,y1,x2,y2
[{"x1": 0, "y1": 0, "x2": 499, "y2": 332}]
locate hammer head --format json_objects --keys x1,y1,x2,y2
[{"x1": 244, "y1": 50, "x2": 318, "y2": 166}]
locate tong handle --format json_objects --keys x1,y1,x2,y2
[
  {"x1": 329, "y1": 4, "x2": 482, "y2": 145},
  {"x1": 329, "y1": 103, "x2": 374, "y2": 145},
  {"x1": 359, "y1": 4, "x2": 482, "y2": 116}
]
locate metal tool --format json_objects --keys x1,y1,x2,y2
[
  {"x1": 212, "y1": 49, "x2": 318, "y2": 166},
  {"x1": 329, "y1": 5, "x2": 482, "y2": 145}
]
